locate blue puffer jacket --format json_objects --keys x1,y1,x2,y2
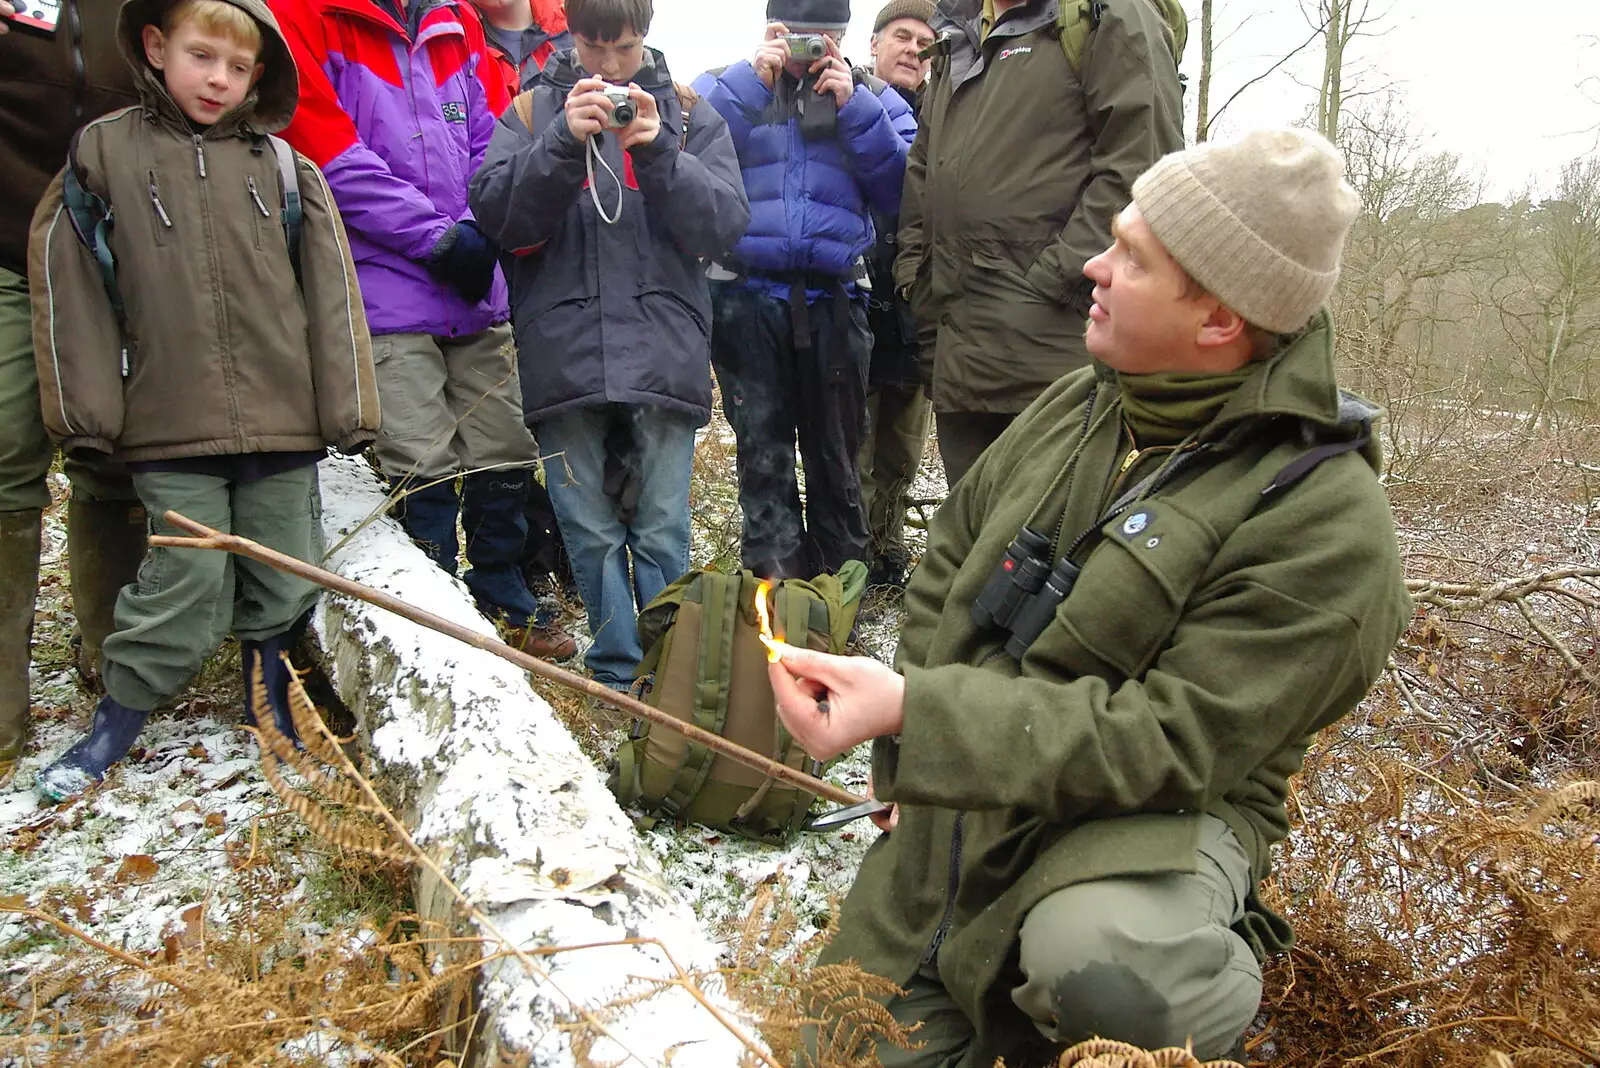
[{"x1": 693, "y1": 60, "x2": 915, "y2": 288}]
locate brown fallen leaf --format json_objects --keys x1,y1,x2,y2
[
  {"x1": 204, "y1": 812, "x2": 226, "y2": 832},
  {"x1": 114, "y1": 854, "x2": 159, "y2": 884}
]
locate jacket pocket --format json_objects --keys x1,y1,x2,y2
[
  {"x1": 639, "y1": 286, "x2": 710, "y2": 339},
  {"x1": 969, "y1": 249, "x2": 1052, "y2": 304},
  {"x1": 1051, "y1": 500, "x2": 1220, "y2": 679}
]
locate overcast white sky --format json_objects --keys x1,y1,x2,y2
[{"x1": 645, "y1": 0, "x2": 1599, "y2": 202}]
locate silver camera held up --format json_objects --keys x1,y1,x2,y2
[
  {"x1": 781, "y1": 33, "x2": 827, "y2": 60},
  {"x1": 604, "y1": 86, "x2": 637, "y2": 128}
]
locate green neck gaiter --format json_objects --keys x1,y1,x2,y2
[{"x1": 1115, "y1": 367, "x2": 1257, "y2": 448}]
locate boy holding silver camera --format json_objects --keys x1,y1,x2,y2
[
  {"x1": 469, "y1": 0, "x2": 748, "y2": 697},
  {"x1": 693, "y1": 0, "x2": 915, "y2": 582}
]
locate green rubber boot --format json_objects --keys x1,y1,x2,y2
[
  {"x1": 0, "y1": 508, "x2": 43, "y2": 774},
  {"x1": 67, "y1": 498, "x2": 148, "y2": 690}
]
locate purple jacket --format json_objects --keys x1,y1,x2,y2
[{"x1": 271, "y1": 0, "x2": 511, "y2": 336}]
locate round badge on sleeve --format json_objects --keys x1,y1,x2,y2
[{"x1": 1122, "y1": 512, "x2": 1149, "y2": 537}]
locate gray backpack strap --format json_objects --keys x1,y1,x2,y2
[{"x1": 267, "y1": 135, "x2": 302, "y2": 281}]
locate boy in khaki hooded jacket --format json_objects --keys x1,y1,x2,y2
[{"x1": 26, "y1": 0, "x2": 379, "y2": 800}]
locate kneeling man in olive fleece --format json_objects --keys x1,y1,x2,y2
[{"x1": 770, "y1": 128, "x2": 1413, "y2": 1065}]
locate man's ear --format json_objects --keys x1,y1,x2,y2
[
  {"x1": 142, "y1": 24, "x2": 168, "y2": 70},
  {"x1": 1195, "y1": 298, "x2": 1247, "y2": 351},
  {"x1": 869, "y1": 33, "x2": 879, "y2": 61}
]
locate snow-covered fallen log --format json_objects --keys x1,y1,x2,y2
[{"x1": 310, "y1": 456, "x2": 750, "y2": 1067}]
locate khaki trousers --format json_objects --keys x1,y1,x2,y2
[{"x1": 867, "y1": 816, "x2": 1263, "y2": 1067}]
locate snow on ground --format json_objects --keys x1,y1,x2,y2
[{"x1": 1, "y1": 475, "x2": 356, "y2": 1062}]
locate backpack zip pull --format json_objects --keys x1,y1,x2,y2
[
  {"x1": 246, "y1": 175, "x2": 271, "y2": 218},
  {"x1": 148, "y1": 173, "x2": 172, "y2": 227},
  {"x1": 193, "y1": 134, "x2": 207, "y2": 179}
]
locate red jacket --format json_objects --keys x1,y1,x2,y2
[{"x1": 481, "y1": 0, "x2": 571, "y2": 96}]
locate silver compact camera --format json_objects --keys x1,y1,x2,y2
[
  {"x1": 603, "y1": 86, "x2": 637, "y2": 128},
  {"x1": 782, "y1": 33, "x2": 827, "y2": 60}
]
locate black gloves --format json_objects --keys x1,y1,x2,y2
[{"x1": 426, "y1": 220, "x2": 499, "y2": 305}]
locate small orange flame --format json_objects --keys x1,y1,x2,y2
[{"x1": 754, "y1": 580, "x2": 785, "y2": 663}]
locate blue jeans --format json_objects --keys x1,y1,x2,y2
[{"x1": 536, "y1": 404, "x2": 697, "y2": 690}]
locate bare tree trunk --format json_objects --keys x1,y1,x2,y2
[
  {"x1": 1195, "y1": 0, "x2": 1214, "y2": 142},
  {"x1": 1317, "y1": 0, "x2": 1344, "y2": 141}
]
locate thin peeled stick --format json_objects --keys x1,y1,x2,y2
[{"x1": 149, "y1": 510, "x2": 864, "y2": 808}]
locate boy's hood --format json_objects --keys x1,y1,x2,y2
[
  {"x1": 540, "y1": 45, "x2": 675, "y2": 94},
  {"x1": 118, "y1": 0, "x2": 298, "y2": 133}
]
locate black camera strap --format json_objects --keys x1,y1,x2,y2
[{"x1": 991, "y1": 415, "x2": 1376, "y2": 660}]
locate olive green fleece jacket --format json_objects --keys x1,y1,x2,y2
[
  {"x1": 820, "y1": 313, "x2": 1412, "y2": 1053},
  {"x1": 896, "y1": 0, "x2": 1183, "y2": 414},
  {"x1": 27, "y1": 0, "x2": 379, "y2": 463}
]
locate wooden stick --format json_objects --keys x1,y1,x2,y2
[{"x1": 150, "y1": 511, "x2": 863, "y2": 807}]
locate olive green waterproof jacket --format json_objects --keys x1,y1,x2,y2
[
  {"x1": 896, "y1": 0, "x2": 1183, "y2": 415},
  {"x1": 27, "y1": 0, "x2": 379, "y2": 463},
  {"x1": 821, "y1": 314, "x2": 1412, "y2": 1055}
]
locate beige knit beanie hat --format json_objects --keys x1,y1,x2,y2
[
  {"x1": 1131, "y1": 128, "x2": 1360, "y2": 333},
  {"x1": 873, "y1": 0, "x2": 936, "y2": 33}
]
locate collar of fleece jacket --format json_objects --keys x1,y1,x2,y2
[{"x1": 115, "y1": 0, "x2": 299, "y2": 135}]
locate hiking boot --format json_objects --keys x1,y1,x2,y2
[
  {"x1": 506, "y1": 620, "x2": 579, "y2": 660},
  {"x1": 0, "y1": 509, "x2": 43, "y2": 774},
  {"x1": 867, "y1": 551, "x2": 908, "y2": 591},
  {"x1": 38, "y1": 693, "x2": 150, "y2": 802},
  {"x1": 241, "y1": 631, "x2": 302, "y2": 747},
  {"x1": 67, "y1": 498, "x2": 148, "y2": 691}
]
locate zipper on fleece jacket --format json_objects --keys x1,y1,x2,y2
[
  {"x1": 920, "y1": 812, "x2": 966, "y2": 968},
  {"x1": 149, "y1": 173, "x2": 173, "y2": 228},
  {"x1": 246, "y1": 176, "x2": 271, "y2": 217}
]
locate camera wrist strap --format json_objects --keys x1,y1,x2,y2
[{"x1": 587, "y1": 136, "x2": 623, "y2": 225}]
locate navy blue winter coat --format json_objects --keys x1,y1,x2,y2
[
  {"x1": 692, "y1": 60, "x2": 915, "y2": 284},
  {"x1": 469, "y1": 48, "x2": 750, "y2": 425}
]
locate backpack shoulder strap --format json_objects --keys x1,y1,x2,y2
[
  {"x1": 60, "y1": 130, "x2": 123, "y2": 318},
  {"x1": 1058, "y1": 0, "x2": 1187, "y2": 78},
  {"x1": 655, "y1": 570, "x2": 742, "y2": 820},
  {"x1": 1261, "y1": 395, "x2": 1379, "y2": 498},
  {"x1": 266, "y1": 135, "x2": 302, "y2": 281},
  {"x1": 1056, "y1": 0, "x2": 1096, "y2": 74},
  {"x1": 512, "y1": 89, "x2": 537, "y2": 134},
  {"x1": 673, "y1": 81, "x2": 697, "y2": 148}
]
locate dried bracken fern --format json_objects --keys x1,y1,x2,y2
[
  {"x1": 719, "y1": 881, "x2": 921, "y2": 1068},
  {"x1": 1261, "y1": 752, "x2": 1600, "y2": 1065},
  {"x1": 1047, "y1": 1038, "x2": 1246, "y2": 1067},
  {"x1": 1, "y1": 888, "x2": 478, "y2": 1065}
]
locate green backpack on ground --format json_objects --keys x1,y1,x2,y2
[
  {"x1": 611, "y1": 562, "x2": 868, "y2": 845},
  {"x1": 1057, "y1": 0, "x2": 1187, "y2": 79}
]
